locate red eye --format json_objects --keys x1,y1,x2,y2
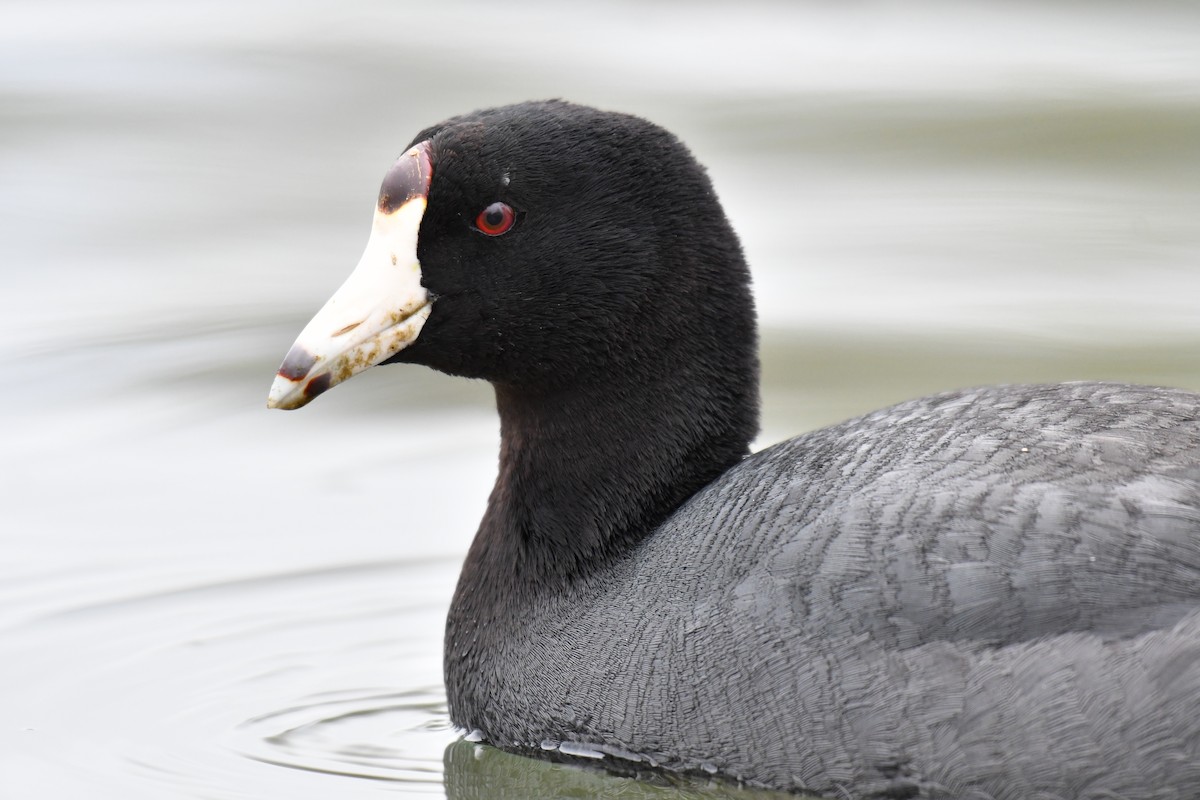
[{"x1": 475, "y1": 202, "x2": 517, "y2": 236}]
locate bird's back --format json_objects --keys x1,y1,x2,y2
[{"x1": 494, "y1": 383, "x2": 1200, "y2": 798}]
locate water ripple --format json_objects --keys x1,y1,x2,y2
[{"x1": 236, "y1": 686, "x2": 456, "y2": 787}]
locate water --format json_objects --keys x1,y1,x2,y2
[{"x1": 2, "y1": 1, "x2": 1198, "y2": 797}]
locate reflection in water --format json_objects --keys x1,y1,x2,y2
[
  {"x1": 442, "y1": 741, "x2": 802, "y2": 800},
  {"x1": 3, "y1": 0, "x2": 1199, "y2": 797}
]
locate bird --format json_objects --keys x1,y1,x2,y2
[{"x1": 267, "y1": 100, "x2": 1200, "y2": 799}]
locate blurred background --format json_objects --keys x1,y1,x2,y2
[{"x1": 2, "y1": 1, "x2": 1198, "y2": 798}]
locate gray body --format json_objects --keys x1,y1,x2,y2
[{"x1": 469, "y1": 383, "x2": 1200, "y2": 798}]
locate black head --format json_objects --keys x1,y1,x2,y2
[
  {"x1": 388, "y1": 100, "x2": 757, "y2": 398},
  {"x1": 269, "y1": 100, "x2": 758, "y2": 453}
]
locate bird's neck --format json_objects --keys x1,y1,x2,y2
[
  {"x1": 489, "y1": 378, "x2": 745, "y2": 578},
  {"x1": 444, "y1": 358, "x2": 757, "y2": 724},
  {"x1": 441, "y1": 215, "x2": 760, "y2": 729}
]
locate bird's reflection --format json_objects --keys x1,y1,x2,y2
[{"x1": 442, "y1": 739, "x2": 803, "y2": 800}]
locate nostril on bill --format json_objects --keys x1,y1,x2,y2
[{"x1": 303, "y1": 373, "x2": 332, "y2": 402}]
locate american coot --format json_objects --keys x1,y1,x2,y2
[{"x1": 268, "y1": 100, "x2": 1200, "y2": 799}]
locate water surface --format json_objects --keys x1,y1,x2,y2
[{"x1": 2, "y1": 1, "x2": 1198, "y2": 797}]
